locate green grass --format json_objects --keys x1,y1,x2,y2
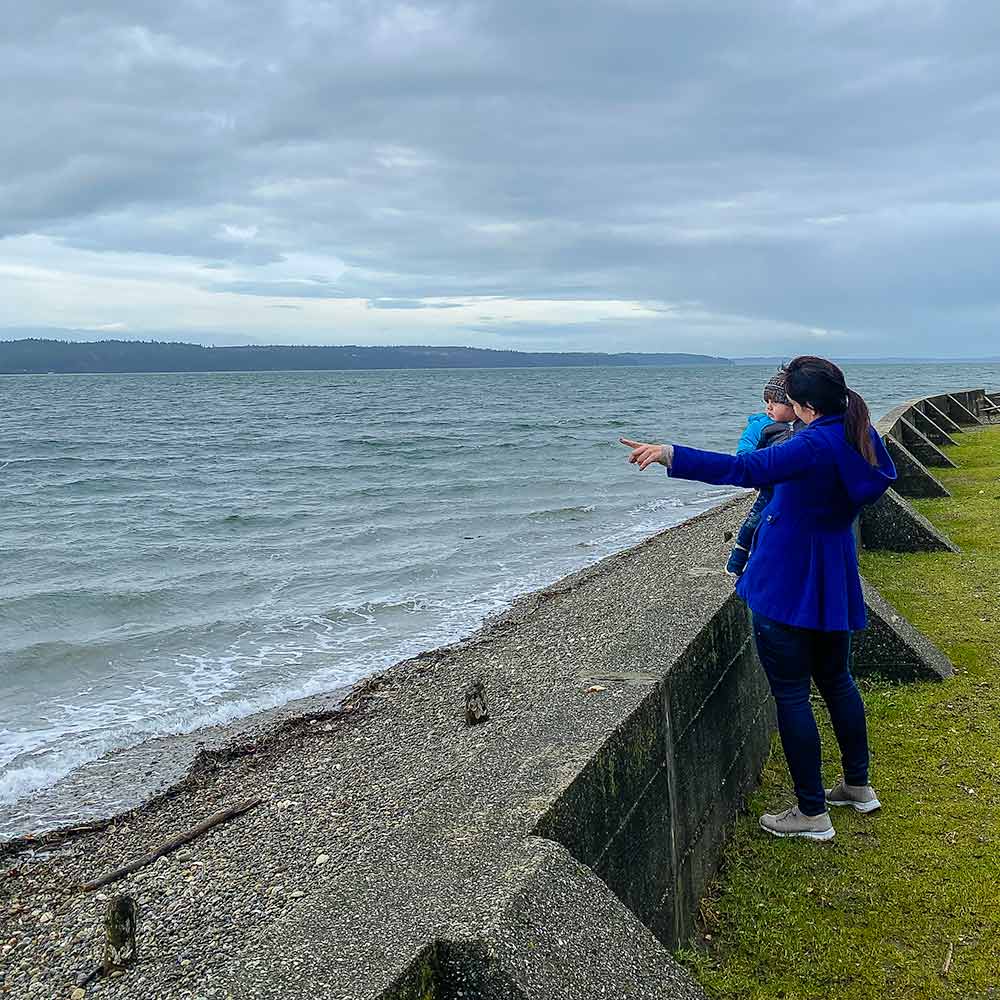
[{"x1": 678, "y1": 425, "x2": 1000, "y2": 1000}]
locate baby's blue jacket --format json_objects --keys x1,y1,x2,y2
[
  {"x1": 737, "y1": 412, "x2": 774, "y2": 454},
  {"x1": 670, "y1": 415, "x2": 896, "y2": 631}
]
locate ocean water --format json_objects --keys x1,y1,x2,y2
[{"x1": 3, "y1": 362, "x2": 998, "y2": 838}]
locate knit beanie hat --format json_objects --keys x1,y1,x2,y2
[{"x1": 762, "y1": 368, "x2": 789, "y2": 404}]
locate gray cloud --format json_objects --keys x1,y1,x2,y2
[{"x1": 2, "y1": 1, "x2": 999, "y2": 355}]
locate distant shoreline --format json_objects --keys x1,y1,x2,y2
[
  {"x1": 0, "y1": 338, "x2": 732, "y2": 375},
  {"x1": 3, "y1": 359, "x2": 996, "y2": 377},
  {"x1": 2, "y1": 338, "x2": 997, "y2": 375},
  {"x1": 2, "y1": 364, "x2": 731, "y2": 377}
]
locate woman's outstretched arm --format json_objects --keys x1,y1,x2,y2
[{"x1": 619, "y1": 433, "x2": 821, "y2": 488}]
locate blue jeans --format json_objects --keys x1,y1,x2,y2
[
  {"x1": 726, "y1": 488, "x2": 773, "y2": 575},
  {"x1": 751, "y1": 612, "x2": 870, "y2": 815}
]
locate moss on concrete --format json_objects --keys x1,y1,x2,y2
[
  {"x1": 385, "y1": 946, "x2": 440, "y2": 1000},
  {"x1": 678, "y1": 426, "x2": 1000, "y2": 999}
]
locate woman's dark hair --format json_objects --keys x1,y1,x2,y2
[{"x1": 784, "y1": 355, "x2": 877, "y2": 465}]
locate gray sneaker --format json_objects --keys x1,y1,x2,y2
[
  {"x1": 826, "y1": 781, "x2": 881, "y2": 813},
  {"x1": 759, "y1": 806, "x2": 835, "y2": 841}
]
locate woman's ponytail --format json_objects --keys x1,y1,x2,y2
[
  {"x1": 785, "y1": 356, "x2": 878, "y2": 466},
  {"x1": 844, "y1": 387, "x2": 877, "y2": 465}
]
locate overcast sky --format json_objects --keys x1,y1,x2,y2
[{"x1": 3, "y1": 1, "x2": 999, "y2": 357}]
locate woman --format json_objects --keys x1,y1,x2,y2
[{"x1": 621, "y1": 356, "x2": 896, "y2": 841}]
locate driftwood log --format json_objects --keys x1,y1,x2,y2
[{"x1": 80, "y1": 797, "x2": 261, "y2": 892}]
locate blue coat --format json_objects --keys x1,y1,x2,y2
[
  {"x1": 736, "y1": 412, "x2": 773, "y2": 454},
  {"x1": 669, "y1": 415, "x2": 896, "y2": 631}
]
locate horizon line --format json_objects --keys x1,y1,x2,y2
[{"x1": 1, "y1": 335, "x2": 998, "y2": 363}]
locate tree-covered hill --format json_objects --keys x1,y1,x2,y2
[{"x1": 0, "y1": 339, "x2": 732, "y2": 374}]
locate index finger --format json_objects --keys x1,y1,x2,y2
[{"x1": 619, "y1": 437, "x2": 641, "y2": 448}]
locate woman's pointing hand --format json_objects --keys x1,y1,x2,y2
[{"x1": 619, "y1": 438, "x2": 673, "y2": 471}]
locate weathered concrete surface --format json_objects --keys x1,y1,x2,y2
[
  {"x1": 535, "y1": 589, "x2": 772, "y2": 947},
  {"x1": 882, "y1": 437, "x2": 950, "y2": 499},
  {"x1": 946, "y1": 393, "x2": 984, "y2": 426},
  {"x1": 897, "y1": 416, "x2": 956, "y2": 468},
  {"x1": 853, "y1": 579, "x2": 954, "y2": 681},
  {"x1": 379, "y1": 840, "x2": 707, "y2": 999},
  {"x1": 923, "y1": 398, "x2": 963, "y2": 434},
  {"x1": 860, "y1": 487, "x2": 959, "y2": 553},
  {"x1": 909, "y1": 404, "x2": 958, "y2": 447}
]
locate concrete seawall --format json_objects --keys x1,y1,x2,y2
[
  {"x1": 862, "y1": 388, "x2": 993, "y2": 554},
  {"x1": 532, "y1": 559, "x2": 773, "y2": 952},
  {"x1": 5, "y1": 388, "x2": 995, "y2": 1000}
]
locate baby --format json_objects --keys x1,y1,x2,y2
[{"x1": 726, "y1": 369, "x2": 801, "y2": 577}]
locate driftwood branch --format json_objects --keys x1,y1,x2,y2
[{"x1": 80, "y1": 797, "x2": 261, "y2": 892}]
